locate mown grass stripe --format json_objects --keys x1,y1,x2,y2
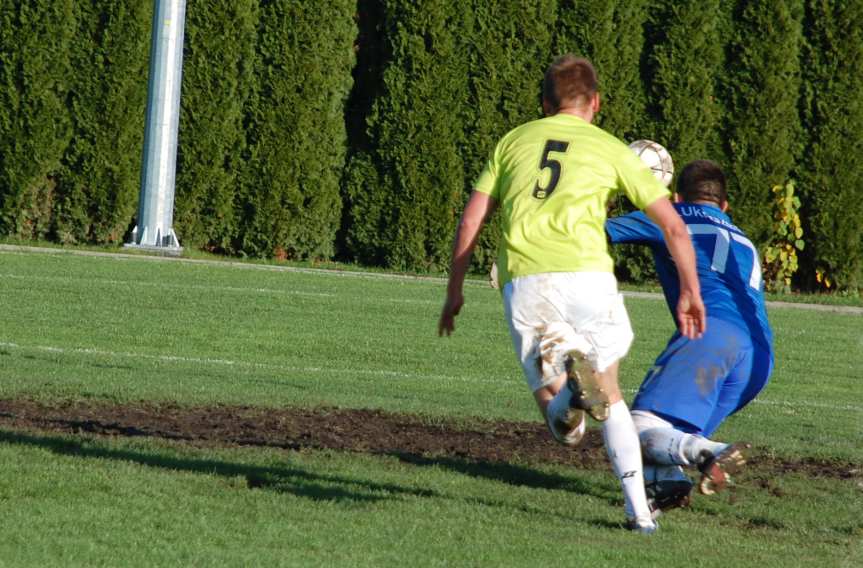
[
  {"x1": 1, "y1": 340, "x2": 859, "y2": 414},
  {"x1": 2, "y1": 245, "x2": 861, "y2": 314}
]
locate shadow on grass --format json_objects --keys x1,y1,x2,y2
[
  {"x1": 391, "y1": 453, "x2": 620, "y2": 510},
  {"x1": 389, "y1": 453, "x2": 624, "y2": 523},
  {"x1": 0, "y1": 429, "x2": 622, "y2": 518},
  {"x1": 0, "y1": 429, "x2": 435, "y2": 505}
]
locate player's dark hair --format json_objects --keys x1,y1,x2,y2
[
  {"x1": 677, "y1": 160, "x2": 727, "y2": 205},
  {"x1": 543, "y1": 55, "x2": 597, "y2": 113}
]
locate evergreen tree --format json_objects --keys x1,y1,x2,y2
[
  {"x1": 461, "y1": 0, "x2": 558, "y2": 270},
  {"x1": 344, "y1": 0, "x2": 472, "y2": 270},
  {"x1": 0, "y1": 0, "x2": 75, "y2": 239},
  {"x1": 798, "y1": 0, "x2": 863, "y2": 290},
  {"x1": 723, "y1": 0, "x2": 804, "y2": 245},
  {"x1": 555, "y1": 0, "x2": 654, "y2": 281},
  {"x1": 238, "y1": 0, "x2": 355, "y2": 260},
  {"x1": 175, "y1": 0, "x2": 257, "y2": 253},
  {"x1": 554, "y1": 0, "x2": 649, "y2": 140},
  {"x1": 53, "y1": 0, "x2": 151, "y2": 244},
  {"x1": 644, "y1": 0, "x2": 724, "y2": 168}
]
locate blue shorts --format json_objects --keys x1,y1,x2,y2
[{"x1": 631, "y1": 317, "x2": 773, "y2": 436}]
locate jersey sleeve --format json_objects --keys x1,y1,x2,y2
[
  {"x1": 613, "y1": 144, "x2": 670, "y2": 210},
  {"x1": 605, "y1": 211, "x2": 664, "y2": 244}
]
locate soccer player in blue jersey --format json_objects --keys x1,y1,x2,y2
[{"x1": 606, "y1": 159, "x2": 774, "y2": 510}]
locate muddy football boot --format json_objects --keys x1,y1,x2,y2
[
  {"x1": 545, "y1": 406, "x2": 587, "y2": 447},
  {"x1": 646, "y1": 467, "x2": 693, "y2": 517},
  {"x1": 698, "y1": 443, "x2": 751, "y2": 495},
  {"x1": 565, "y1": 349, "x2": 610, "y2": 421}
]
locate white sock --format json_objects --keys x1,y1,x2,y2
[
  {"x1": 681, "y1": 435, "x2": 729, "y2": 466},
  {"x1": 635, "y1": 421, "x2": 729, "y2": 466},
  {"x1": 602, "y1": 400, "x2": 652, "y2": 521}
]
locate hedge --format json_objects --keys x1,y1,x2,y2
[
  {"x1": 343, "y1": 0, "x2": 472, "y2": 271},
  {"x1": 643, "y1": 0, "x2": 724, "y2": 170},
  {"x1": 0, "y1": 0, "x2": 75, "y2": 239},
  {"x1": 723, "y1": 0, "x2": 804, "y2": 246},
  {"x1": 235, "y1": 0, "x2": 355, "y2": 260},
  {"x1": 797, "y1": 0, "x2": 863, "y2": 290},
  {"x1": 462, "y1": 0, "x2": 558, "y2": 271},
  {"x1": 555, "y1": 0, "x2": 649, "y2": 141},
  {"x1": 555, "y1": 0, "x2": 655, "y2": 281},
  {"x1": 174, "y1": 0, "x2": 257, "y2": 253},
  {"x1": 53, "y1": 0, "x2": 151, "y2": 245},
  {"x1": 0, "y1": 0, "x2": 861, "y2": 290},
  {"x1": 345, "y1": 0, "x2": 560, "y2": 271}
]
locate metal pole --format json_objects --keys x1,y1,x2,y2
[{"x1": 126, "y1": 0, "x2": 187, "y2": 254}]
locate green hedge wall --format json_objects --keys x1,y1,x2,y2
[
  {"x1": 174, "y1": 0, "x2": 257, "y2": 253},
  {"x1": 54, "y1": 0, "x2": 151, "y2": 245},
  {"x1": 344, "y1": 0, "x2": 472, "y2": 270},
  {"x1": 236, "y1": 0, "x2": 355, "y2": 260},
  {"x1": 723, "y1": 0, "x2": 804, "y2": 246},
  {"x1": 0, "y1": 0, "x2": 861, "y2": 290},
  {"x1": 463, "y1": 0, "x2": 558, "y2": 271},
  {"x1": 644, "y1": 0, "x2": 724, "y2": 169},
  {"x1": 0, "y1": 0, "x2": 75, "y2": 239},
  {"x1": 798, "y1": 0, "x2": 863, "y2": 290},
  {"x1": 555, "y1": 0, "x2": 649, "y2": 141},
  {"x1": 345, "y1": 0, "x2": 559, "y2": 271},
  {"x1": 555, "y1": 0, "x2": 655, "y2": 281}
]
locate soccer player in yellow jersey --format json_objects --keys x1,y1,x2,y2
[{"x1": 438, "y1": 55, "x2": 706, "y2": 534}]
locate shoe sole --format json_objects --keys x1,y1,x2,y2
[
  {"x1": 565, "y1": 350, "x2": 609, "y2": 421},
  {"x1": 547, "y1": 407, "x2": 586, "y2": 446},
  {"x1": 698, "y1": 443, "x2": 751, "y2": 495}
]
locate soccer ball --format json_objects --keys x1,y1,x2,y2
[{"x1": 629, "y1": 139, "x2": 674, "y2": 187}]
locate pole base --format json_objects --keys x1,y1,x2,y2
[
  {"x1": 123, "y1": 242, "x2": 184, "y2": 257},
  {"x1": 125, "y1": 225, "x2": 182, "y2": 256}
]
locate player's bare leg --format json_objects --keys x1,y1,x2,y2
[
  {"x1": 535, "y1": 324, "x2": 594, "y2": 446},
  {"x1": 531, "y1": 315, "x2": 658, "y2": 531},
  {"x1": 535, "y1": 375, "x2": 586, "y2": 447}
]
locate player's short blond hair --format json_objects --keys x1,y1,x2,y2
[{"x1": 542, "y1": 55, "x2": 598, "y2": 113}]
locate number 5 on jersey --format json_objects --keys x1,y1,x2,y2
[{"x1": 533, "y1": 140, "x2": 570, "y2": 199}]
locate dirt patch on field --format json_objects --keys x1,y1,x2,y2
[{"x1": 0, "y1": 398, "x2": 858, "y2": 482}]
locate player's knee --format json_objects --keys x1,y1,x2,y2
[{"x1": 631, "y1": 410, "x2": 672, "y2": 434}]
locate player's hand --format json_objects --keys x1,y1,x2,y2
[
  {"x1": 438, "y1": 292, "x2": 464, "y2": 336},
  {"x1": 676, "y1": 289, "x2": 706, "y2": 339}
]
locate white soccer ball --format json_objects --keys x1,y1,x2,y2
[{"x1": 629, "y1": 139, "x2": 674, "y2": 187}]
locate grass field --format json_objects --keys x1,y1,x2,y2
[{"x1": 0, "y1": 247, "x2": 860, "y2": 567}]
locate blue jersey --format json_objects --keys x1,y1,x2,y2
[{"x1": 606, "y1": 203, "x2": 773, "y2": 351}]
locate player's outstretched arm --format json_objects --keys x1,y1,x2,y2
[
  {"x1": 439, "y1": 191, "x2": 497, "y2": 336},
  {"x1": 643, "y1": 197, "x2": 706, "y2": 339}
]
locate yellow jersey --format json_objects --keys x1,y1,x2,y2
[{"x1": 474, "y1": 113, "x2": 669, "y2": 286}]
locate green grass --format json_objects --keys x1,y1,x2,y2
[
  {"x1": 4, "y1": 238, "x2": 860, "y2": 304},
  {"x1": 0, "y1": 433, "x2": 859, "y2": 567},
  {"x1": 0, "y1": 248, "x2": 861, "y2": 566}
]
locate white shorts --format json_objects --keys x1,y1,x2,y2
[{"x1": 503, "y1": 272, "x2": 634, "y2": 392}]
